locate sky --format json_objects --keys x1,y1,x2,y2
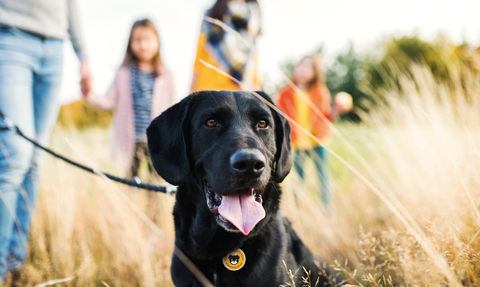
[{"x1": 59, "y1": 0, "x2": 480, "y2": 104}]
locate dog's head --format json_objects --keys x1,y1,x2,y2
[{"x1": 147, "y1": 90, "x2": 292, "y2": 236}]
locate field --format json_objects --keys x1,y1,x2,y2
[{"x1": 3, "y1": 64, "x2": 480, "y2": 286}]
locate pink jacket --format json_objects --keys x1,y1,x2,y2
[{"x1": 84, "y1": 65, "x2": 176, "y2": 170}]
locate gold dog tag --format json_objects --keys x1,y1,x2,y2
[{"x1": 222, "y1": 249, "x2": 246, "y2": 271}]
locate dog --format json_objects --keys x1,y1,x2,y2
[{"x1": 147, "y1": 90, "x2": 342, "y2": 286}]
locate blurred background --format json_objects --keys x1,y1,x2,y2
[
  {"x1": 60, "y1": 0, "x2": 480, "y2": 102},
  {"x1": 7, "y1": 0, "x2": 480, "y2": 286}
]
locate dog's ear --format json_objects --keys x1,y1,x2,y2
[
  {"x1": 147, "y1": 96, "x2": 191, "y2": 185},
  {"x1": 255, "y1": 91, "x2": 292, "y2": 182}
]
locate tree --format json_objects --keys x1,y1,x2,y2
[{"x1": 326, "y1": 44, "x2": 366, "y2": 121}]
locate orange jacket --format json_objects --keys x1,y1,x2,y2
[{"x1": 276, "y1": 84, "x2": 333, "y2": 145}]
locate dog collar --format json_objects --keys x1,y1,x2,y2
[{"x1": 223, "y1": 249, "x2": 246, "y2": 271}]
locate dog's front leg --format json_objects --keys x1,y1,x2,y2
[
  {"x1": 171, "y1": 253, "x2": 214, "y2": 287},
  {"x1": 171, "y1": 254, "x2": 197, "y2": 286}
]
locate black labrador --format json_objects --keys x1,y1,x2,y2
[{"x1": 147, "y1": 90, "x2": 342, "y2": 286}]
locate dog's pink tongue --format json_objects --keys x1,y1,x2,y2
[{"x1": 218, "y1": 189, "x2": 265, "y2": 236}]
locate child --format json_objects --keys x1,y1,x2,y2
[
  {"x1": 277, "y1": 54, "x2": 352, "y2": 205},
  {"x1": 83, "y1": 19, "x2": 175, "y2": 179},
  {"x1": 190, "y1": 0, "x2": 261, "y2": 92}
]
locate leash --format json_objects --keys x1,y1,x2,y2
[{"x1": 0, "y1": 113, "x2": 177, "y2": 196}]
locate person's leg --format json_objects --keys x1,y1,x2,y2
[
  {"x1": 293, "y1": 149, "x2": 306, "y2": 180},
  {"x1": 130, "y1": 143, "x2": 142, "y2": 179},
  {"x1": 141, "y1": 142, "x2": 153, "y2": 174},
  {"x1": 136, "y1": 142, "x2": 149, "y2": 177},
  {"x1": 139, "y1": 142, "x2": 156, "y2": 179},
  {"x1": 312, "y1": 146, "x2": 332, "y2": 205},
  {"x1": 0, "y1": 26, "x2": 39, "y2": 279},
  {"x1": 7, "y1": 37, "x2": 64, "y2": 271},
  {"x1": 139, "y1": 142, "x2": 159, "y2": 220}
]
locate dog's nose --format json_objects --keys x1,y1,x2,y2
[{"x1": 230, "y1": 149, "x2": 265, "y2": 178}]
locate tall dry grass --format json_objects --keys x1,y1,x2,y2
[
  {"x1": 4, "y1": 128, "x2": 176, "y2": 286},
  {"x1": 283, "y1": 62, "x2": 480, "y2": 286},
  {"x1": 3, "y1": 62, "x2": 480, "y2": 286}
]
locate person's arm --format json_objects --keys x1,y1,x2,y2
[
  {"x1": 67, "y1": 0, "x2": 92, "y2": 95},
  {"x1": 320, "y1": 84, "x2": 333, "y2": 121},
  {"x1": 80, "y1": 61, "x2": 92, "y2": 95},
  {"x1": 330, "y1": 107, "x2": 341, "y2": 121},
  {"x1": 83, "y1": 71, "x2": 120, "y2": 111},
  {"x1": 167, "y1": 71, "x2": 177, "y2": 106},
  {"x1": 160, "y1": 67, "x2": 177, "y2": 107},
  {"x1": 276, "y1": 89, "x2": 286, "y2": 111}
]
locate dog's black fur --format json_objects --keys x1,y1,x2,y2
[{"x1": 147, "y1": 90, "x2": 342, "y2": 287}]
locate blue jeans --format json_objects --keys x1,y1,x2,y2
[
  {"x1": 294, "y1": 146, "x2": 332, "y2": 204},
  {"x1": 0, "y1": 25, "x2": 63, "y2": 279}
]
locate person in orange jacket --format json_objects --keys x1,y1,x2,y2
[{"x1": 277, "y1": 54, "x2": 352, "y2": 204}]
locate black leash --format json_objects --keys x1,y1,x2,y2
[{"x1": 0, "y1": 113, "x2": 176, "y2": 195}]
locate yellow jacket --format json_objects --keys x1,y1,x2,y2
[{"x1": 192, "y1": 32, "x2": 259, "y2": 92}]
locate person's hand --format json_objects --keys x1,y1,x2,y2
[
  {"x1": 80, "y1": 61, "x2": 93, "y2": 96},
  {"x1": 333, "y1": 92, "x2": 353, "y2": 115}
]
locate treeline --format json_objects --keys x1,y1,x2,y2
[
  {"x1": 58, "y1": 34, "x2": 480, "y2": 128},
  {"x1": 57, "y1": 100, "x2": 112, "y2": 129},
  {"x1": 325, "y1": 34, "x2": 480, "y2": 121}
]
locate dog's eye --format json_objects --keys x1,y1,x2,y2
[
  {"x1": 205, "y1": 119, "x2": 218, "y2": 127},
  {"x1": 258, "y1": 119, "x2": 268, "y2": 128}
]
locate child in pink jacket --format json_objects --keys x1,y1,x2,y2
[{"x1": 83, "y1": 19, "x2": 175, "y2": 179}]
